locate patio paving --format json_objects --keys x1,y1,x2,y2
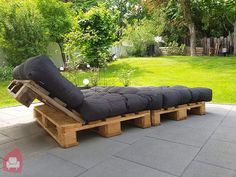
[{"x1": 1, "y1": 103, "x2": 236, "y2": 177}]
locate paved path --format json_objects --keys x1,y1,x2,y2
[{"x1": 0, "y1": 103, "x2": 236, "y2": 177}]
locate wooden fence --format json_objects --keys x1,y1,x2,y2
[{"x1": 186, "y1": 33, "x2": 235, "y2": 56}]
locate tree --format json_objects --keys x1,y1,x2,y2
[
  {"x1": 234, "y1": 22, "x2": 236, "y2": 54},
  {"x1": 65, "y1": 4, "x2": 117, "y2": 68},
  {"x1": 179, "y1": 0, "x2": 196, "y2": 56},
  {"x1": 191, "y1": 0, "x2": 234, "y2": 38},
  {"x1": 37, "y1": 0, "x2": 73, "y2": 63},
  {"x1": 161, "y1": 1, "x2": 187, "y2": 44},
  {"x1": 107, "y1": 0, "x2": 148, "y2": 39},
  {"x1": 123, "y1": 9, "x2": 166, "y2": 56},
  {"x1": 143, "y1": 1, "x2": 187, "y2": 44},
  {"x1": 223, "y1": 0, "x2": 236, "y2": 54},
  {"x1": 70, "y1": 0, "x2": 100, "y2": 12},
  {"x1": 0, "y1": 0, "x2": 48, "y2": 66},
  {"x1": 191, "y1": 0, "x2": 235, "y2": 54}
]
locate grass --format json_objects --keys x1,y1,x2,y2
[
  {"x1": 0, "y1": 81, "x2": 19, "y2": 107},
  {"x1": 1, "y1": 56, "x2": 236, "y2": 108}
]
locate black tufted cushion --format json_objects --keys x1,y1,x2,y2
[
  {"x1": 12, "y1": 55, "x2": 84, "y2": 108},
  {"x1": 189, "y1": 87, "x2": 212, "y2": 102},
  {"x1": 77, "y1": 93, "x2": 127, "y2": 121},
  {"x1": 169, "y1": 86, "x2": 192, "y2": 105}
]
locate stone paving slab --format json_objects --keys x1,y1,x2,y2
[
  {"x1": 0, "y1": 103, "x2": 236, "y2": 177},
  {"x1": 0, "y1": 122, "x2": 44, "y2": 140},
  {"x1": 0, "y1": 133, "x2": 13, "y2": 145},
  {"x1": 0, "y1": 107, "x2": 32, "y2": 117},
  {"x1": 196, "y1": 139, "x2": 236, "y2": 171},
  {"x1": 110, "y1": 124, "x2": 155, "y2": 144},
  {"x1": 212, "y1": 125, "x2": 236, "y2": 143},
  {"x1": 0, "y1": 153, "x2": 86, "y2": 177},
  {"x1": 78, "y1": 157, "x2": 175, "y2": 177},
  {"x1": 48, "y1": 131, "x2": 129, "y2": 169},
  {"x1": 0, "y1": 133, "x2": 57, "y2": 159},
  {"x1": 115, "y1": 137, "x2": 199, "y2": 176},
  {"x1": 0, "y1": 158, "x2": 2, "y2": 169},
  {"x1": 146, "y1": 124, "x2": 212, "y2": 147},
  {"x1": 221, "y1": 117, "x2": 236, "y2": 128},
  {"x1": 221, "y1": 108, "x2": 236, "y2": 128},
  {"x1": 206, "y1": 104, "x2": 233, "y2": 114},
  {"x1": 164, "y1": 114, "x2": 222, "y2": 132},
  {"x1": 182, "y1": 161, "x2": 236, "y2": 177}
]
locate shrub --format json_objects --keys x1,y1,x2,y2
[
  {"x1": 118, "y1": 68, "x2": 135, "y2": 87},
  {"x1": 0, "y1": 0, "x2": 49, "y2": 66},
  {"x1": 37, "y1": 0, "x2": 73, "y2": 63},
  {"x1": 166, "y1": 41, "x2": 186, "y2": 55},
  {"x1": 90, "y1": 69, "x2": 100, "y2": 86},
  {"x1": 65, "y1": 4, "x2": 117, "y2": 68},
  {"x1": 0, "y1": 65, "x2": 13, "y2": 81}
]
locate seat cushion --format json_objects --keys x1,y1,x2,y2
[
  {"x1": 121, "y1": 93, "x2": 148, "y2": 113},
  {"x1": 189, "y1": 87, "x2": 212, "y2": 102},
  {"x1": 13, "y1": 55, "x2": 84, "y2": 108},
  {"x1": 77, "y1": 93, "x2": 127, "y2": 121},
  {"x1": 137, "y1": 87, "x2": 182, "y2": 108},
  {"x1": 169, "y1": 86, "x2": 192, "y2": 105},
  {"x1": 136, "y1": 90, "x2": 163, "y2": 110}
]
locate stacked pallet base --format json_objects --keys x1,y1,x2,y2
[
  {"x1": 8, "y1": 80, "x2": 206, "y2": 148},
  {"x1": 34, "y1": 104, "x2": 151, "y2": 148},
  {"x1": 33, "y1": 102, "x2": 205, "y2": 148}
]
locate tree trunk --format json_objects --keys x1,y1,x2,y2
[
  {"x1": 179, "y1": 0, "x2": 196, "y2": 56},
  {"x1": 234, "y1": 21, "x2": 236, "y2": 55},
  {"x1": 58, "y1": 42, "x2": 66, "y2": 65},
  {"x1": 189, "y1": 23, "x2": 196, "y2": 56}
]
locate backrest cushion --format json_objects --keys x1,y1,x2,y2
[{"x1": 13, "y1": 55, "x2": 84, "y2": 108}]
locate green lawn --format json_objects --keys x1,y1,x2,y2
[
  {"x1": 1, "y1": 56, "x2": 236, "y2": 108},
  {"x1": 0, "y1": 81, "x2": 19, "y2": 107}
]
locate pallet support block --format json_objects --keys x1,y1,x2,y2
[
  {"x1": 98, "y1": 117, "x2": 122, "y2": 137},
  {"x1": 189, "y1": 102, "x2": 206, "y2": 115},
  {"x1": 166, "y1": 108, "x2": 187, "y2": 121},
  {"x1": 57, "y1": 128, "x2": 78, "y2": 148},
  {"x1": 98, "y1": 123, "x2": 122, "y2": 138},
  {"x1": 133, "y1": 111, "x2": 151, "y2": 128},
  {"x1": 151, "y1": 111, "x2": 161, "y2": 126}
]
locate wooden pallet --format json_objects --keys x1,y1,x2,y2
[
  {"x1": 34, "y1": 104, "x2": 151, "y2": 148},
  {"x1": 8, "y1": 80, "x2": 84, "y2": 123},
  {"x1": 151, "y1": 102, "x2": 206, "y2": 126}
]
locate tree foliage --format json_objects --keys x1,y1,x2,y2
[
  {"x1": 37, "y1": 0, "x2": 73, "y2": 63},
  {"x1": 0, "y1": 0, "x2": 48, "y2": 66},
  {"x1": 191, "y1": 0, "x2": 235, "y2": 37},
  {"x1": 107, "y1": 0, "x2": 148, "y2": 38},
  {"x1": 123, "y1": 9, "x2": 166, "y2": 56},
  {"x1": 70, "y1": 0, "x2": 100, "y2": 12},
  {"x1": 65, "y1": 4, "x2": 117, "y2": 68}
]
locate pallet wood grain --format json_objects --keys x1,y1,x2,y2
[
  {"x1": 34, "y1": 104, "x2": 151, "y2": 148},
  {"x1": 151, "y1": 102, "x2": 205, "y2": 126}
]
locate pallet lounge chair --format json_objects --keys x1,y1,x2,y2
[
  {"x1": 9, "y1": 56, "x2": 155, "y2": 148},
  {"x1": 9, "y1": 55, "x2": 212, "y2": 148},
  {"x1": 8, "y1": 79, "x2": 152, "y2": 148}
]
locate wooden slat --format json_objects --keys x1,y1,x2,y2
[
  {"x1": 151, "y1": 102, "x2": 206, "y2": 125},
  {"x1": 8, "y1": 80, "x2": 85, "y2": 124},
  {"x1": 34, "y1": 104, "x2": 151, "y2": 148},
  {"x1": 35, "y1": 105, "x2": 82, "y2": 128}
]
